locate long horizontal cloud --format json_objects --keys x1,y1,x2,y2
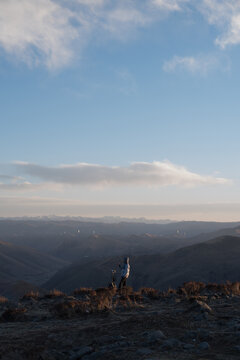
[
  {"x1": 15, "y1": 161, "x2": 231, "y2": 188},
  {"x1": 1, "y1": 0, "x2": 239, "y2": 69}
]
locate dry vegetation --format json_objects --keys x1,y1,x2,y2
[
  {"x1": 44, "y1": 289, "x2": 66, "y2": 298},
  {"x1": 1, "y1": 307, "x2": 27, "y2": 322},
  {"x1": 11, "y1": 281, "x2": 240, "y2": 322},
  {"x1": 22, "y1": 291, "x2": 39, "y2": 300},
  {"x1": 2, "y1": 281, "x2": 240, "y2": 359},
  {"x1": 140, "y1": 287, "x2": 160, "y2": 299},
  {"x1": 0, "y1": 296, "x2": 8, "y2": 304},
  {"x1": 177, "y1": 281, "x2": 240, "y2": 297},
  {"x1": 73, "y1": 287, "x2": 97, "y2": 297}
]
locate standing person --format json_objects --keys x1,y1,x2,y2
[{"x1": 118, "y1": 257, "x2": 130, "y2": 290}]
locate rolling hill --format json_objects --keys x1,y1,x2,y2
[
  {"x1": 44, "y1": 235, "x2": 240, "y2": 292},
  {"x1": 0, "y1": 240, "x2": 68, "y2": 296}
]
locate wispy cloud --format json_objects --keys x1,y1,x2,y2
[
  {"x1": 14, "y1": 161, "x2": 231, "y2": 188},
  {"x1": 199, "y1": 0, "x2": 240, "y2": 48},
  {"x1": 0, "y1": 174, "x2": 22, "y2": 182},
  {"x1": 162, "y1": 54, "x2": 228, "y2": 74},
  {"x1": 0, "y1": 0, "x2": 191, "y2": 69},
  {"x1": 0, "y1": 183, "x2": 43, "y2": 192},
  {"x1": 0, "y1": 0, "x2": 80, "y2": 69},
  {"x1": 1, "y1": 1, "x2": 240, "y2": 70},
  {"x1": 152, "y1": 0, "x2": 189, "y2": 12},
  {"x1": 0, "y1": 172, "x2": 62, "y2": 192}
]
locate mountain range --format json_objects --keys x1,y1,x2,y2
[
  {"x1": 44, "y1": 235, "x2": 240, "y2": 293},
  {"x1": 1, "y1": 219, "x2": 240, "y2": 299}
]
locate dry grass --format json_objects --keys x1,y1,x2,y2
[
  {"x1": 176, "y1": 281, "x2": 240, "y2": 297},
  {"x1": 0, "y1": 296, "x2": 8, "y2": 304},
  {"x1": 1, "y1": 307, "x2": 27, "y2": 322},
  {"x1": 73, "y1": 288, "x2": 97, "y2": 297},
  {"x1": 45, "y1": 289, "x2": 66, "y2": 298},
  {"x1": 22, "y1": 291, "x2": 39, "y2": 300},
  {"x1": 206, "y1": 281, "x2": 240, "y2": 295},
  {"x1": 53, "y1": 299, "x2": 91, "y2": 318},
  {"x1": 163, "y1": 287, "x2": 177, "y2": 296},
  {"x1": 140, "y1": 287, "x2": 160, "y2": 299},
  {"x1": 93, "y1": 287, "x2": 117, "y2": 311},
  {"x1": 178, "y1": 281, "x2": 206, "y2": 296},
  {"x1": 54, "y1": 286, "x2": 144, "y2": 317}
]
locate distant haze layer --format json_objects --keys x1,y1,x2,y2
[{"x1": 0, "y1": 200, "x2": 240, "y2": 222}]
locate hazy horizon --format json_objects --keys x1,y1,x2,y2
[{"x1": 1, "y1": 201, "x2": 240, "y2": 222}]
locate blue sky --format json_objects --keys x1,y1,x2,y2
[{"x1": 1, "y1": 0, "x2": 240, "y2": 220}]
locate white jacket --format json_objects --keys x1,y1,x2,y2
[{"x1": 121, "y1": 263, "x2": 130, "y2": 278}]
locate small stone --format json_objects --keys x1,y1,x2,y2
[
  {"x1": 82, "y1": 353, "x2": 103, "y2": 360},
  {"x1": 161, "y1": 338, "x2": 182, "y2": 350},
  {"x1": 137, "y1": 348, "x2": 154, "y2": 355},
  {"x1": 70, "y1": 346, "x2": 93, "y2": 359},
  {"x1": 197, "y1": 328, "x2": 211, "y2": 341},
  {"x1": 144, "y1": 330, "x2": 166, "y2": 343},
  {"x1": 198, "y1": 342, "x2": 210, "y2": 351},
  {"x1": 95, "y1": 335, "x2": 114, "y2": 345},
  {"x1": 183, "y1": 343, "x2": 195, "y2": 351},
  {"x1": 182, "y1": 330, "x2": 197, "y2": 341}
]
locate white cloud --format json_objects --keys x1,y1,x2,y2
[
  {"x1": 0, "y1": 0, "x2": 192, "y2": 69},
  {"x1": 1, "y1": 0, "x2": 240, "y2": 70},
  {"x1": 162, "y1": 54, "x2": 227, "y2": 74},
  {"x1": 14, "y1": 161, "x2": 230, "y2": 188},
  {"x1": 0, "y1": 183, "x2": 42, "y2": 192},
  {"x1": 199, "y1": 0, "x2": 240, "y2": 48},
  {"x1": 0, "y1": 174, "x2": 22, "y2": 182},
  {"x1": 152, "y1": 0, "x2": 188, "y2": 11},
  {"x1": 0, "y1": 172, "x2": 62, "y2": 192},
  {"x1": 0, "y1": 0, "x2": 81, "y2": 69}
]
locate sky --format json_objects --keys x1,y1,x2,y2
[{"x1": 1, "y1": 0, "x2": 240, "y2": 221}]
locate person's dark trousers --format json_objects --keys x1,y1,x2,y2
[{"x1": 118, "y1": 276, "x2": 127, "y2": 290}]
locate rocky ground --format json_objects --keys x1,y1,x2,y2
[{"x1": 1, "y1": 283, "x2": 240, "y2": 359}]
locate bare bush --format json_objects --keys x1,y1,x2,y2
[
  {"x1": 178, "y1": 281, "x2": 206, "y2": 296},
  {"x1": 45, "y1": 289, "x2": 66, "y2": 298},
  {"x1": 73, "y1": 288, "x2": 96, "y2": 297},
  {"x1": 1, "y1": 308, "x2": 27, "y2": 322},
  {"x1": 22, "y1": 291, "x2": 39, "y2": 300},
  {"x1": 53, "y1": 299, "x2": 91, "y2": 318},
  {"x1": 140, "y1": 287, "x2": 160, "y2": 299},
  {"x1": 0, "y1": 296, "x2": 8, "y2": 304}
]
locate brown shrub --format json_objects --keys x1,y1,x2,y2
[
  {"x1": 1, "y1": 308, "x2": 27, "y2": 322},
  {"x1": 0, "y1": 296, "x2": 8, "y2": 304},
  {"x1": 140, "y1": 287, "x2": 160, "y2": 299},
  {"x1": 178, "y1": 282, "x2": 206, "y2": 296},
  {"x1": 22, "y1": 291, "x2": 39, "y2": 300},
  {"x1": 73, "y1": 288, "x2": 96, "y2": 297},
  {"x1": 44, "y1": 289, "x2": 66, "y2": 298},
  {"x1": 164, "y1": 287, "x2": 177, "y2": 296},
  {"x1": 205, "y1": 282, "x2": 240, "y2": 296},
  {"x1": 231, "y1": 282, "x2": 240, "y2": 294},
  {"x1": 93, "y1": 287, "x2": 117, "y2": 311},
  {"x1": 206, "y1": 283, "x2": 230, "y2": 295},
  {"x1": 54, "y1": 287, "x2": 118, "y2": 317},
  {"x1": 53, "y1": 299, "x2": 91, "y2": 318},
  {"x1": 128, "y1": 291, "x2": 143, "y2": 302}
]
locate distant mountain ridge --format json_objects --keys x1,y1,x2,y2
[
  {"x1": 0, "y1": 215, "x2": 174, "y2": 224},
  {"x1": 0, "y1": 240, "x2": 68, "y2": 296}
]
